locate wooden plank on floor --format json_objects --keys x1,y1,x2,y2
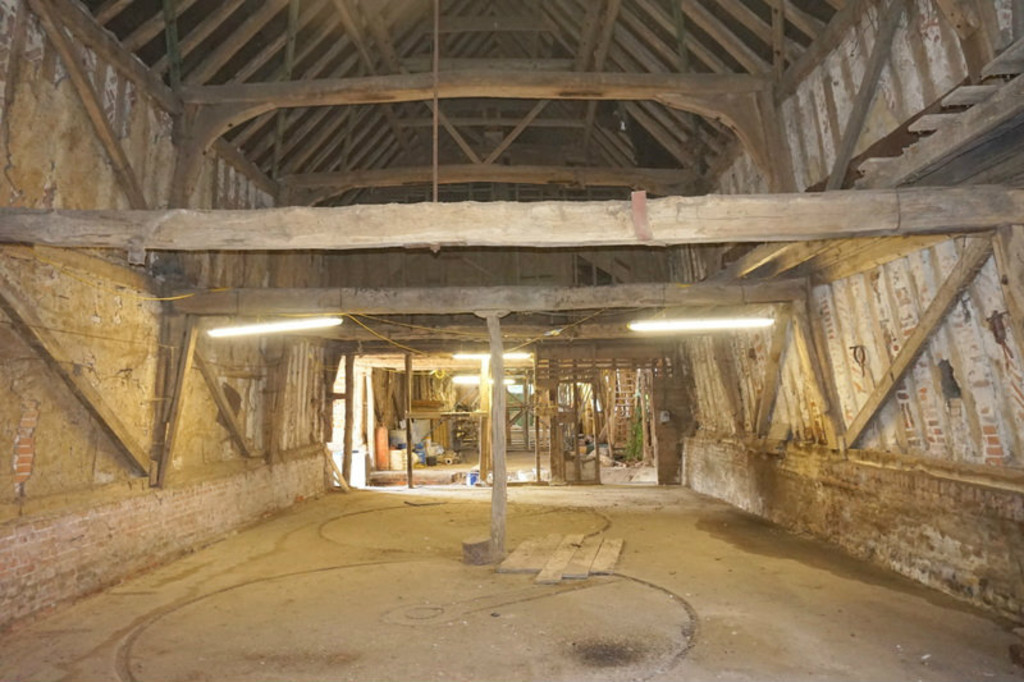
[
  {"x1": 590, "y1": 538, "x2": 624, "y2": 575},
  {"x1": 535, "y1": 534, "x2": 584, "y2": 584},
  {"x1": 562, "y1": 535, "x2": 604, "y2": 580},
  {"x1": 497, "y1": 533, "x2": 563, "y2": 574}
]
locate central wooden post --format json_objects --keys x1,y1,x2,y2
[
  {"x1": 485, "y1": 313, "x2": 507, "y2": 562},
  {"x1": 405, "y1": 352, "x2": 414, "y2": 489},
  {"x1": 342, "y1": 353, "x2": 355, "y2": 484}
]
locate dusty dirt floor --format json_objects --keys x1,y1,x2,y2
[{"x1": 1, "y1": 484, "x2": 1022, "y2": 682}]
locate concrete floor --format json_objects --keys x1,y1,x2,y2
[{"x1": 2, "y1": 485, "x2": 1022, "y2": 681}]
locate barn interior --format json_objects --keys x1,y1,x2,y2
[{"x1": 1, "y1": 0, "x2": 1024, "y2": 679}]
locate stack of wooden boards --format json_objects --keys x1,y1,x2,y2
[{"x1": 497, "y1": 533, "x2": 624, "y2": 584}]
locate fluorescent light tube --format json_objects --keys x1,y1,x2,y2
[
  {"x1": 628, "y1": 317, "x2": 774, "y2": 333},
  {"x1": 452, "y1": 352, "x2": 533, "y2": 361},
  {"x1": 208, "y1": 317, "x2": 343, "y2": 338}
]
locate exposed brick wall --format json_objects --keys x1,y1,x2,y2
[
  {"x1": 0, "y1": 452, "x2": 326, "y2": 631},
  {"x1": 11, "y1": 400, "x2": 39, "y2": 497},
  {"x1": 684, "y1": 437, "x2": 1024, "y2": 623}
]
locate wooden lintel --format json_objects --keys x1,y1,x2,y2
[
  {"x1": 0, "y1": 270, "x2": 149, "y2": 477},
  {"x1": 282, "y1": 165, "x2": 696, "y2": 204},
  {"x1": 194, "y1": 350, "x2": 258, "y2": 459},
  {"x1": 3, "y1": 186, "x2": 1022, "y2": 252},
  {"x1": 843, "y1": 236, "x2": 994, "y2": 447},
  {"x1": 173, "y1": 281, "x2": 805, "y2": 316}
]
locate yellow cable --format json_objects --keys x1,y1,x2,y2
[{"x1": 345, "y1": 314, "x2": 426, "y2": 355}]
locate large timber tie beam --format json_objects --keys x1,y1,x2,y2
[
  {"x1": 172, "y1": 280, "x2": 807, "y2": 316},
  {"x1": 1, "y1": 186, "x2": 1022, "y2": 253},
  {"x1": 280, "y1": 165, "x2": 699, "y2": 205}
]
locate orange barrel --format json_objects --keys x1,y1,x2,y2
[{"x1": 374, "y1": 426, "x2": 389, "y2": 471}]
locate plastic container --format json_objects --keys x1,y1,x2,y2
[
  {"x1": 389, "y1": 449, "x2": 406, "y2": 471},
  {"x1": 467, "y1": 469, "x2": 479, "y2": 486}
]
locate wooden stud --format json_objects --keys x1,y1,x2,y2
[
  {"x1": 155, "y1": 317, "x2": 198, "y2": 487},
  {"x1": 405, "y1": 352, "x2": 414, "y2": 489},
  {"x1": 993, "y1": 226, "x2": 1024, "y2": 361},
  {"x1": 486, "y1": 313, "x2": 507, "y2": 561},
  {"x1": 792, "y1": 299, "x2": 841, "y2": 448},
  {"x1": 754, "y1": 306, "x2": 791, "y2": 438},
  {"x1": 343, "y1": 352, "x2": 355, "y2": 483},
  {"x1": 162, "y1": 0, "x2": 183, "y2": 90}
]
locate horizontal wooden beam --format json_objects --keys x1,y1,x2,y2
[
  {"x1": 2, "y1": 187, "x2": 1021, "y2": 252},
  {"x1": 174, "y1": 281, "x2": 806, "y2": 316},
  {"x1": 424, "y1": 15, "x2": 554, "y2": 33},
  {"x1": 400, "y1": 57, "x2": 575, "y2": 71},
  {"x1": 281, "y1": 165, "x2": 697, "y2": 203},
  {"x1": 180, "y1": 70, "x2": 766, "y2": 110}
]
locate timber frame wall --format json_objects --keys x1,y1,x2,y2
[
  {"x1": 686, "y1": 0, "x2": 1024, "y2": 621},
  {"x1": 0, "y1": 0, "x2": 332, "y2": 631}
]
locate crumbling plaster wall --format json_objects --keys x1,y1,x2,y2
[{"x1": 0, "y1": 0, "x2": 330, "y2": 630}]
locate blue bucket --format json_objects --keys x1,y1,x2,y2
[{"x1": 467, "y1": 470, "x2": 479, "y2": 486}]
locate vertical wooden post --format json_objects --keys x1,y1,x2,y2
[
  {"x1": 792, "y1": 301, "x2": 842, "y2": 449},
  {"x1": 405, "y1": 352, "x2": 414, "y2": 489},
  {"x1": 534, "y1": 387, "x2": 542, "y2": 482},
  {"x1": 478, "y1": 355, "x2": 492, "y2": 481},
  {"x1": 770, "y1": 0, "x2": 786, "y2": 82},
  {"x1": 342, "y1": 352, "x2": 355, "y2": 484},
  {"x1": 548, "y1": 386, "x2": 563, "y2": 483},
  {"x1": 155, "y1": 316, "x2": 197, "y2": 488},
  {"x1": 591, "y1": 381, "x2": 602, "y2": 485},
  {"x1": 485, "y1": 314, "x2": 507, "y2": 561},
  {"x1": 571, "y1": 382, "x2": 583, "y2": 483}
]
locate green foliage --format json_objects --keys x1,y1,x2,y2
[{"x1": 624, "y1": 416, "x2": 644, "y2": 462}]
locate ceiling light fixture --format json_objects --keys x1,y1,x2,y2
[
  {"x1": 628, "y1": 317, "x2": 774, "y2": 333},
  {"x1": 208, "y1": 317, "x2": 343, "y2": 338}
]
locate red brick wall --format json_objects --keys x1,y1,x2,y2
[
  {"x1": 684, "y1": 437, "x2": 1024, "y2": 623},
  {"x1": 0, "y1": 453, "x2": 325, "y2": 630}
]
